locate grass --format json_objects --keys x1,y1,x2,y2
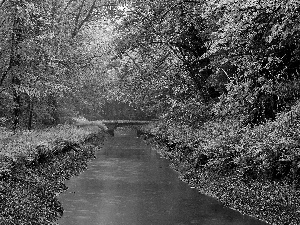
[
  {"x1": 0, "y1": 124, "x2": 102, "y2": 160},
  {"x1": 0, "y1": 123, "x2": 106, "y2": 224}
]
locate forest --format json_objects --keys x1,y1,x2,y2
[{"x1": 0, "y1": 0, "x2": 300, "y2": 224}]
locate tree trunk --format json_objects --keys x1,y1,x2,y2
[
  {"x1": 27, "y1": 98, "x2": 33, "y2": 130},
  {"x1": 10, "y1": 5, "x2": 21, "y2": 130},
  {"x1": 12, "y1": 76, "x2": 21, "y2": 130},
  {"x1": 48, "y1": 94, "x2": 59, "y2": 125},
  {"x1": 11, "y1": 3, "x2": 24, "y2": 130}
]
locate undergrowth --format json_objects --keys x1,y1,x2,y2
[
  {"x1": 0, "y1": 124, "x2": 105, "y2": 225},
  {"x1": 142, "y1": 101, "x2": 300, "y2": 225},
  {"x1": 0, "y1": 124, "x2": 102, "y2": 161}
]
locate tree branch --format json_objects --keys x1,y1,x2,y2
[
  {"x1": 71, "y1": 0, "x2": 85, "y2": 38},
  {"x1": 74, "y1": 0, "x2": 97, "y2": 37},
  {"x1": 0, "y1": 0, "x2": 6, "y2": 8},
  {"x1": 0, "y1": 7, "x2": 16, "y2": 87},
  {"x1": 57, "y1": 0, "x2": 75, "y2": 24},
  {"x1": 0, "y1": 66, "x2": 10, "y2": 86},
  {"x1": 124, "y1": 52, "x2": 145, "y2": 75}
]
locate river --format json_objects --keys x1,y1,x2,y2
[{"x1": 57, "y1": 128, "x2": 268, "y2": 225}]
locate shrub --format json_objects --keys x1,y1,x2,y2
[
  {"x1": 0, "y1": 124, "x2": 102, "y2": 163},
  {"x1": 147, "y1": 101, "x2": 300, "y2": 185}
]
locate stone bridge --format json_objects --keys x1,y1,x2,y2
[{"x1": 101, "y1": 120, "x2": 153, "y2": 135}]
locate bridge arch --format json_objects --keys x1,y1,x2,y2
[{"x1": 101, "y1": 120, "x2": 152, "y2": 136}]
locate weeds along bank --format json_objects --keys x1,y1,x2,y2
[
  {"x1": 141, "y1": 104, "x2": 300, "y2": 225},
  {"x1": 0, "y1": 125, "x2": 106, "y2": 225}
]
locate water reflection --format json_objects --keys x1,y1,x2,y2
[{"x1": 58, "y1": 130, "x2": 268, "y2": 225}]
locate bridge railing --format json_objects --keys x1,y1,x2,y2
[{"x1": 101, "y1": 120, "x2": 156, "y2": 124}]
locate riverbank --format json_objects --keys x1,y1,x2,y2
[
  {"x1": 0, "y1": 125, "x2": 107, "y2": 225},
  {"x1": 139, "y1": 122, "x2": 300, "y2": 225}
]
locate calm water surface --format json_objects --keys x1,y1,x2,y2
[{"x1": 58, "y1": 129, "x2": 268, "y2": 225}]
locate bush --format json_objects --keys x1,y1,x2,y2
[
  {"x1": 146, "y1": 100, "x2": 300, "y2": 185},
  {"x1": 0, "y1": 124, "x2": 104, "y2": 224},
  {"x1": 0, "y1": 124, "x2": 102, "y2": 163},
  {"x1": 144, "y1": 102, "x2": 300, "y2": 224}
]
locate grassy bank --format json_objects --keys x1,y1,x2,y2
[
  {"x1": 0, "y1": 125, "x2": 106, "y2": 225},
  {"x1": 140, "y1": 116, "x2": 300, "y2": 225}
]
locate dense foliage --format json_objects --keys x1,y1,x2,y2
[
  {"x1": 111, "y1": 0, "x2": 300, "y2": 180},
  {"x1": 1, "y1": 0, "x2": 300, "y2": 224},
  {"x1": 0, "y1": 0, "x2": 143, "y2": 130},
  {"x1": 109, "y1": 0, "x2": 300, "y2": 224}
]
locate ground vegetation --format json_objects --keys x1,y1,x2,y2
[
  {"x1": 1, "y1": 0, "x2": 300, "y2": 224},
  {"x1": 0, "y1": 124, "x2": 106, "y2": 224}
]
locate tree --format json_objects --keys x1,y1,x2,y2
[
  {"x1": 109, "y1": 0, "x2": 220, "y2": 125},
  {"x1": 0, "y1": 0, "x2": 120, "y2": 129},
  {"x1": 207, "y1": 0, "x2": 300, "y2": 125}
]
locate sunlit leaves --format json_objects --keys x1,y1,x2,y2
[{"x1": 0, "y1": 0, "x2": 124, "y2": 128}]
